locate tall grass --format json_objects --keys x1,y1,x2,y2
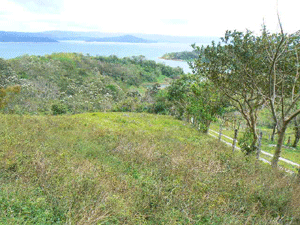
[{"x1": 1, "y1": 112, "x2": 300, "y2": 224}]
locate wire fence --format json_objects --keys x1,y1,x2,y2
[{"x1": 208, "y1": 126, "x2": 300, "y2": 174}]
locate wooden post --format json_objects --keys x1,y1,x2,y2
[
  {"x1": 256, "y1": 131, "x2": 263, "y2": 160},
  {"x1": 287, "y1": 136, "x2": 291, "y2": 145},
  {"x1": 232, "y1": 129, "x2": 238, "y2": 153},
  {"x1": 219, "y1": 124, "x2": 223, "y2": 141}
]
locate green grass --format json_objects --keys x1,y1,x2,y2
[
  {"x1": 1, "y1": 112, "x2": 300, "y2": 224},
  {"x1": 210, "y1": 123, "x2": 300, "y2": 167}
]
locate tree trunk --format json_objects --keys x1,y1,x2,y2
[
  {"x1": 250, "y1": 122, "x2": 258, "y2": 153},
  {"x1": 271, "y1": 122, "x2": 277, "y2": 142},
  {"x1": 292, "y1": 118, "x2": 300, "y2": 148},
  {"x1": 272, "y1": 124, "x2": 287, "y2": 168},
  {"x1": 203, "y1": 120, "x2": 211, "y2": 134}
]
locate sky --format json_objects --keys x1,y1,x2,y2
[{"x1": 0, "y1": 0, "x2": 299, "y2": 36}]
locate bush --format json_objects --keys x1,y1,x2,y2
[
  {"x1": 51, "y1": 103, "x2": 68, "y2": 115},
  {"x1": 238, "y1": 128, "x2": 255, "y2": 155}
]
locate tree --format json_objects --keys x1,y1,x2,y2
[
  {"x1": 167, "y1": 74, "x2": 226, "y2": 132},
  {"x1": 193, "y1": 26, "x2": 300, "y2": 167},
  {"x1": 193, "y1": 30, "x2": 267, "y2": 151},
  {"x1": 260, "y1": 27, "x2": 300, "y2": 168},
  {"x1": 167, "y1": 74, "x2": 193, "y2": 120}
]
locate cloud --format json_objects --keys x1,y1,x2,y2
[
  {"x1": 9, "y1": 0, "x2": 64, "y2": 14},
  {"x1": 162, "y1": 19, "x2": 189, "y2": 25},
  {"x1": 0, "y1": 0, "x2": 299, "y2": 36}
]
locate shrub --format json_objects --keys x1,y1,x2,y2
[
  {"x1": 51, "y1": 103, "x2": 68, "y2": 115},
  {"x1": 239, "y1": 128, "x2": 255, "y2": 155}
]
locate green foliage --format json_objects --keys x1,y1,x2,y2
[
  {"x1": 238, "y1": 128, "x2": 255, "y2": 155},
  {"x1": 5, "y1": 53, "x2": 183, "y2": 115},
  {"x1": 51, "y1": 102, "x2": 68, "y2": 115},
  {"x1": 161, "y1": 49, "x2": 200, "y2": 61},
  {"x1": 192, "y1": 29, "x2": 272, "y2": 148},
  {"x1": 167, "y1": 74, "x2": 226, "y2": 131}
]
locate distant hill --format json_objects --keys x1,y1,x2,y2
[
  {"x1": 39, "y1": 31, "x2": 219, "y2": 44},
  {"x1": 0, "y1": 30, "x2": 220, "y2": 44},
  {"x1": 0, "y1": 31, "x2": 58, "y2": 42},
  {"x1": 87, "y1": 35, "x2": 156, "y2": 43},
  {"x1": 133, "y1": 34, "x2": 219, "y2": 44}
]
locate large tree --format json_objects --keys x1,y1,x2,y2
[
  {"x1": 260, "y1": 28, "x2": 300, "y2": 167},
  {"x1": 167, "y1": 74, "x2": 226, "y2": 133},
  {"x1": 193, "y1": 27, "x2": 300, "y2": 168},
  {"x1": 193, "y1": 30, "x2": 268, "y2": 151}
]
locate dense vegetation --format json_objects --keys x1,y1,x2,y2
[
  {"x1": 1, "y1": 112, "x2": 300, "y2": 224},
  {"x1": 161, "y1": 49, "x2": 200, "y2": 61},
  {"x1": 0, "y1": 53, "x2": 183, "y2": 115}
]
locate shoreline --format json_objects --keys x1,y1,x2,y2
[{"x1": 158, "y1": 57, "x2": 186, "y2": 62}]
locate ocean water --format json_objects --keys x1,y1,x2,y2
[{"x1": 0, "y1": 41, "x2": 198, "y2": 73}]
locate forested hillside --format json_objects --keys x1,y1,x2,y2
[{"x1": 1, "y1": 53, "x2": 183, "y2": 115}]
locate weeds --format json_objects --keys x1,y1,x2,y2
[{"x1": 1, "y1": 112, "x2": 299, "y2": 224}]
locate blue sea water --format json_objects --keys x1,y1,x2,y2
[{"x1": 0, "y1": 41, "x2": 198, "y2": 73}]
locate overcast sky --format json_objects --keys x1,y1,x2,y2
[{"x1": 0, "y1": 0, "x2": 299, "y2": 36}]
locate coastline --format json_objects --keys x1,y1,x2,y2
[{"x1": 158, "y1": 57, "x2": 185, "y2": 62}]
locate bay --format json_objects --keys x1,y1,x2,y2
[{"x1": 0, "y1": 41, "x2": 198, "y2": 73}]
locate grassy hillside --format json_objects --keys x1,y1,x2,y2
[{"x1": 1, "y1": 112, "x2": 300, "y2": 224}]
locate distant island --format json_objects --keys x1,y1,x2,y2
[
  {"x1": 86, "y1": 35, "x2": 156, "y2": 43},
  {"x1": 160, "y1": 50, "x2": 200, "y2": 61},
  {"x1": 0, "y1": 30, "x2": 219, "y2": 43},
  {"x1": 0, "y1": 31, "x2": 58, "y2": 42}
]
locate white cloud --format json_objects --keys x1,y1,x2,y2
[
  {"x1": 0, "y1": 0, "x2": 299, "y2": 36},
  {"x1": 9, "y1": 0, "x2": 63, "y2": 13}
]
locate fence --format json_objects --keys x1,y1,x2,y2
[{"x1": 208, "y1": 125, "x2": 300, "y2": 174}]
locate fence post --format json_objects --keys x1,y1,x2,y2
[
  {"x1": 219, "y1": 124, "x2": 223, "y2": 141},
  {"x1": 256, "y1": 131, "x2": 263, "y2": 160},
  {"x1": 232, "y1": 129, "x2": 238, "y2": 152},
  {"x1": 287, "y1": 136, "x2": 291, "y2": 145}
]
